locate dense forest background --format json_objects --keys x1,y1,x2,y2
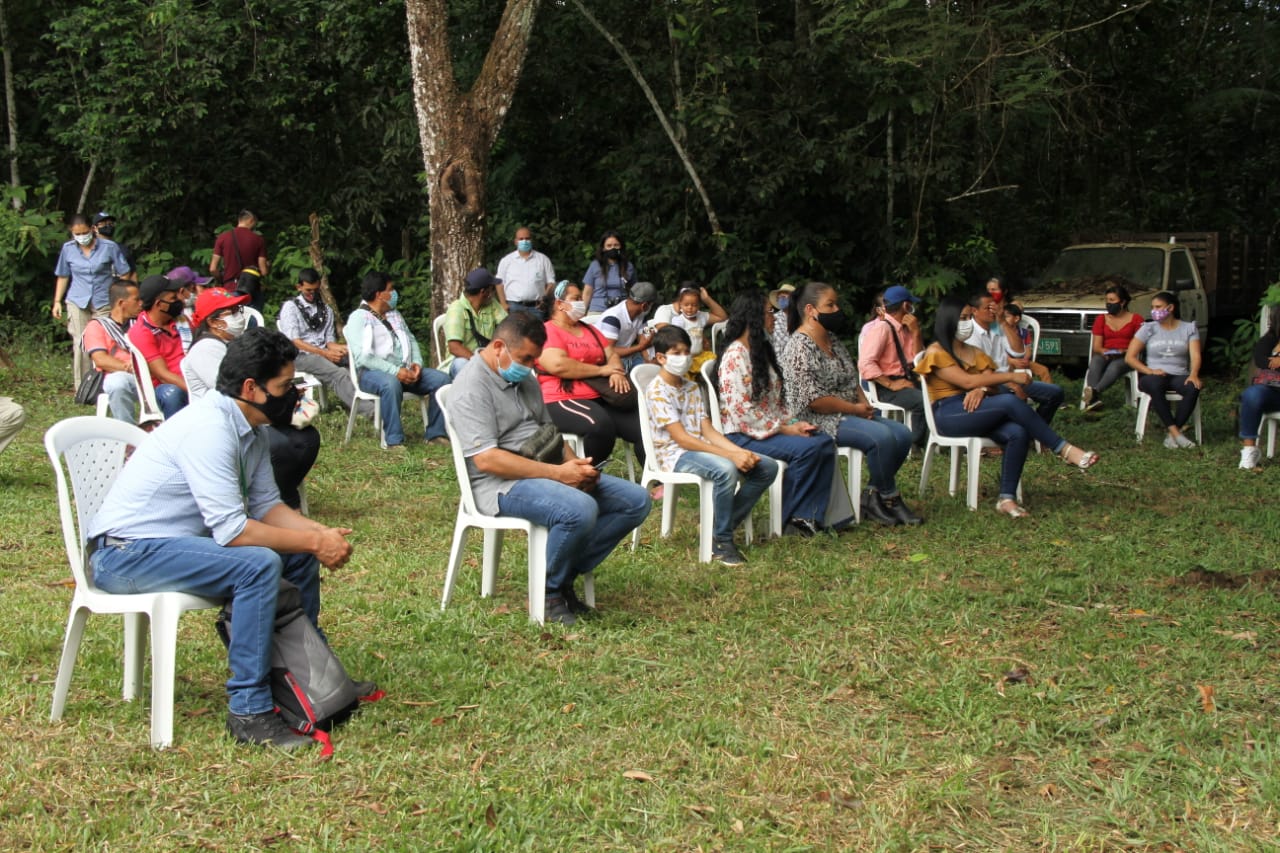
[{"x1": 0, "y1": 0, "x2": 1276, "y2": 340}]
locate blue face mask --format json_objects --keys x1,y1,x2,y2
[
  {"x1": 516, "y1": 239, "x2": 533, "y2": 253},
  {"x1": 498, "y1": 347, "x2": 532, "y2": 383},
  {"x1": 778, "y1": 296, "x2": 791, "y2": 310},
  {"x1": 388, "y1": 290, "x2": 399, "y2": 310}
]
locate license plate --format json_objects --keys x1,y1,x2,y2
[{"x1": 1039, "y1": 337, "x2": 1061, "y2": 356}]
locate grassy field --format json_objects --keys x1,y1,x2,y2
[{"x1": 1, "y1": 344, "x2": 1278, "y2": 851}]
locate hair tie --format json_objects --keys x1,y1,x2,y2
[{"x1": 554, "y1": 280, "x2": 571, "y2": 299}]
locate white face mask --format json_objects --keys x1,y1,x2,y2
[
  {"x1": 566, "y1": 300, "x2": 587, "y2": 321},
  {"x1": 663, "y1": 353, "x2": 692, "y2": 376},
  {"x1": 955, "y1": 318, "x2": 976, "y2": 341},
  {"x1": 219, "y1": 310, "x2": 249, "y2": 338},
  {"x1": 73, "y1": 232, "x2": 93, "y2": 246}
]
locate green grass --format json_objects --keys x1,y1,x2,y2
[{"x1": 1, "y1": 345, "x2": 1278, "y2": 851}]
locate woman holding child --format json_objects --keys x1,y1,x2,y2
[{"x1": 781, "y1": 282, "x2": 921, "y2": 527}]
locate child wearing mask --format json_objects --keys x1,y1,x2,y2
[{"x1": 652, "y1": 283, "x2": 728, "y2": 376}]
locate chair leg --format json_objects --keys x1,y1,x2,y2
[
  {"x1": 660, "y1": 484, "x2": 678, "y2": 537},
  {"x1": 527, "y1": 527, "x2": 548, "y2": 624},
  {"x1": 344, "y1": 405, "x2": 357, "y2": 444},
  {"x1": 844, "y1": 452, "x2": 863, "y2": 524},
  {"x1": 948, "y1": 447, "x2": 962, "y2": 496},
  {"x1": 481, "y1": 529, "x2": 504, "y2": 598},
  {"x1": 767, "y1": 462, "x2": 785, "y2": 538},
  {"x1": 965, "y1": 443, "x2": 982, "y2": 511},
  {"x1": 123, "y1": 612, "x2": 146, "y2": 701},
  {"x1": 1135, "y1": 396, "x2": 1149, "y2": 442},
  {"x1": 697, "y1": 481, "x2": 715, "y2": 563},
  {"x1": 581, "y1": 573, "x2": 595, "y2": 608},
  {"x1": 50, "y1": 605, "x2": 90, "y2": 722},
  {"x1": 1192, "y1": 402, "x2": 1203, "y2": 445},
  {"x1": 441, "y1": 521, "x2": 470, "y2": 610},
  {"x1": 1268, "y1": 419, "x2": 1278, "y2": 459},
  {"x1": 918, "y1": 444, "x2": 936, "y2": 500},
  {"x1": 148, "y1": 603, "x2": 181, "y2": 749}
]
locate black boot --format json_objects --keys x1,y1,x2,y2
[
  {"x1": 881, "y1": 493, "x2": 923, "y2": 526},
  {"x1": 862, "y1": 489, "x2": 901, "y2": 526}
]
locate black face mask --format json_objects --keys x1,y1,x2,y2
[
  {"x1": 604, "y1": 248, "x2": 621, "y2": 262},
  {"x1": 96, "y1": 225, "x2": 115, "y2": 238},
  {"x1": 1105, "y1": 302, "x2": 1123, "y2": 316},
  {"x1": 163, "y1": 298, "x2": 186, "y2": 318},
  {"x1": 240, "y1": 385, "x2": 300, "y2": 429},
  {"x1": 815, "y1": 308, "x2": 849, "y2": 336}
]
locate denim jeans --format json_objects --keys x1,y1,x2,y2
[
  {"x1": 673, "y1": 450, "x2": 779, "y2": 542},
  {"x1": 932, "y1": 393, "x2": 1067, "y2": 500},
  {"x1": 90, "y1": 537, "x2": 321, "y2": 716},
  {"x1": 1086, "y1": 355, "x2": 1131, "y2": 395},
  {"x1": 835, "y1": 414, "x2": 912, "y2": 496},
  {"x1": 102, "y1": 370, "x2": 138, "y2": 422},
  {"x1": 358, "y1": 367, "x2": 450, "y2": 444},
  {"x1": 876, "y1": 384, "x2": 928, "y2": 445},
  {"x1": 1025, "y1": 380, "x2": 1065, "y2": 425},
  {"x1": 156, "y1": 383, "x2": 188, "y2": 419},
  {"x1": 448, "y1": 357, "x2": 470, "y2": 379},
  {"x1": 1239, "y1": 383, "x2": 1280, "y2": 440},
  {"x1": 726, "y1": 431, "x2": 834, "y2": 523},
  {"x1": 1138, "y1": 373, "x2": 1199, "y2": 429},
  {"x1": 497, "y1": 474, "x2": 651, "y2": 592}
]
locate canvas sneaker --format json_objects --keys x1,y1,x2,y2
[
  {"x1": 1174, "y1": 433, "x2": 1197, "y2": 449},
  {"x1": 1163, "y1": 435, "x2": 1179, "y2": 450},
  {"x1": 712, "y1": 539, "x2": 746, "y2": 567},
  {"x1": 1240, "y1": 446, "x2": 1262, "y2": 470}
]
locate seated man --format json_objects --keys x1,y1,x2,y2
[
  {"x1": 448, "y1": 312, "x2": 651, "y2": 625},
  {"x1": 647, "y1": 326, "x2": 778, "y2": 567},
  {"x1": 967, "y1": 292, "x2": 1064, "y2": 424},
  {"x1": 344, "y1": 271, "x2": 451, "y2": 449},
  {"x1": 441, "y1": 267, "x2": 508, "y2": 378},
  {"x1": 857, "y1": 285, "x2": 926, "y2": 445},
  {"x1": 82, "y1": 278, "x2": 143, "y2": 422},
  {"x1": 127, "y1": 273, "x2": 190, "y2": 419},
  {"x1": 87, "y1": 329, "x2": 359, "y2": 750},
  {"x1": 277, "y1": 267, "x2": 369, "y2": 415},
  {"x1": 585, "y1": 281, "x2": 658, "y2": 371},
  {"x1": 0, "y1": 395, "x2": 24, "y2": 456}
]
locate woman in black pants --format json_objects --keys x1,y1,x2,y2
[{"x1": 535, "y1": 281, "x2": 645, "y2": 468}]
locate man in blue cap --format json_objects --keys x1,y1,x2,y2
[{"x1": 857, "y1": 284, "x2": 926, "y2": 445}]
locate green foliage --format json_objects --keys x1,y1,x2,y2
[
  {"x1": 0, "y1": 186, "x2": 70, "y2": 341},
  {"x1": 1210, "y1": 317, "x2": 1260, "y2": 383}
]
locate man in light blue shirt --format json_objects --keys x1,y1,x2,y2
[
  {"x1": 89, "y1": 329, "x2": 360, "y2": 750},
  {"x1": 966, "y1": 292, "x2": 1064, "y2": 424}
]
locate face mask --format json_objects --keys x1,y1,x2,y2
[
  {"x1": 956, "y1": 318, "x2": 976, "y2": 340},
  {"x1": 1105, "y1": 302, "x2": 1122, "y2": 316},
  {"x1": 814, "y1": 308, "x2": 848, "y2": 336},
  {"x1": 663, "y1": 354, "x2": 692, "y2": 376},
  {"x1": 566, "y1": 300, "x2": 587, "y2": 321},
  {"x1": 388, "y1": 290, "x2": 400, "y2": 311},
  {"x1": 73, "y1": 232, "x2": 93, "y2": 246},
  {"x1": 604, "y1": 248, "x2": 621, "y2": 262},
  {"x1": 991, "y1": 291, "x2": 1004, "y2": 303},
  {"x1": 96, "y1": 225, "x2": 115, "y2": 238},
  {"x1": 498, "y1": 347, "x2": 533, "y2": 383},
  {"x1": 777, "y1": 296, "x2": 790, "y2": 310},
  {"x1": 1151, "y1": 306, "x2": 1172, "y2": 322},
  {"x1": 163, "y1": 299, "x2": 186, "y2": 318},
  {"x1": 219, "y1": 311, "x2": 249, "y2": 338},
  {"x1": 300, "y1": 289, "x2": 317, "y2": 303},
  {"x1": 516, "y1": 239, "x2": 533, "y2": 253},
  {"x1": 241, "y1": 384, "x2": 300, "y2": 429}
]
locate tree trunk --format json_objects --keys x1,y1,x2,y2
[
  {"x1": 0, "y1": 0, "x2": 20, "y2": 209},
  {"x1": 308, "y1": 212, "x2": 342, "y2": 325},
  {"x1": 405, "y1": 0, "x2": 541, "y2": 323}
]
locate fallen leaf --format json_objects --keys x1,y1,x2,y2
[
  {"x1": 623, "y1": 770, "x2": 653, "y2": 782},
  {"x1": 484, "y1": 803, "x2": 497, "y2": 828},
  {"x1": 1038, "y1": 783, "x2": 1058, "y2": 798},
  {"x1": 456, "y1": 704, "x2": 479, "y2": 711},
  {"x1": 731, "y1": 819, "x2": 745, "y2": 834},
  {"x1": 561, "y1": 703, "x2": 576, "y2": 714},
  {"x1": 908, "y1": 552, "x2": 928, "y2": 563},
  {"x1": 365, "y1": 802, "x2": 388, "y2": 815},
  {"x1": 471, "y1": 751, "x2": 488, "y2": 774},
  {"x1": 813, "y1": 791, "x2": 831, "y2": 802},
  {"x1": 1197, "y1": 684, "x2": 1216, "y2": 713},
  {"x1": 493, "y1": 604, "x2": 512, "y2": 615},
  {"x1": 686, "y1": 804, "x2": 715, "y2": 816}
]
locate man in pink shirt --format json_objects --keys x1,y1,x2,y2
[
  {"x1": 127, "y1": 274, "x2": 189, "y2": 419},
  {"x1": 857, "y1": 285, "x2": 926, "y2": 445},
  {"x1": 83, "y1": 279, "x2": 143, "y2": 421}
]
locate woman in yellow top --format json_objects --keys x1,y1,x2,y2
[{"x1": 915, "y1": 295, "x2": 1100, "y2": 518}]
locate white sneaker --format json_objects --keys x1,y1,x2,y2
[
  {"x1": 1163, "y1": 435, "x2": 1179, "y2": 450},
  {"x1": 1174, "y1": 433, "x2": 1197, "y2": 449},
  {"x1": 1081, "y1": 386, "x2": 1094, "y2": 410},
  {"x1": 1240, "y1": 446, "x2": 1261, "y2": 470}
]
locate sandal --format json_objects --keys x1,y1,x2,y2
[
  {"x1": 995, "y1": 499, "x2": 1030, "y2": 518},
  {"x1": 1060, "y1": 443, "x2": 1100, "y2": 470}
]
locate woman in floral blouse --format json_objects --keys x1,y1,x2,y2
[
  {"x1": 780, "y1": 282, "x2": 921, "y2": 527},
  {"x1": 712, "y1": 291, "x2": 837, "y2": 536}
]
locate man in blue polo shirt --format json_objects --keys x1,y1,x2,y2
[{"x1": 88, "y1": 329, "x2": 361, "y2": 750}]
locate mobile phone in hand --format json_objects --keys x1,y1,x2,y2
[{"x1": 593, "y1": 458, "x2": 612, "y2": 471}]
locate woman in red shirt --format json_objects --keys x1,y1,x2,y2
[{"x1": 1083, "y1": 285, "x2": 1143, "y2": 411}]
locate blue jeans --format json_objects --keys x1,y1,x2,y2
[
  {"x1": 507, "y1": 302, "x2": 545, "y2": 322},
  {"x1": 156, "y1": 383, "x2": 187, "y2": 419},
  {"x1": 90, "y1": 537, "x2": 321, "y2": 716},
  {"x1": 358, "y1": 367, "x2": 450, "y2": 444},
  {"x1": 1239, "y1": 383, "x2": 1280, "y2": 440},
  {"x1": 727, "y1": 431, "x2": 835, "y2": 523},
  {"x1": 932, "y1": 393, "x2": 1067, "y2": 500},
  {"x1": 673, "y1": 450, "x2": 779, "y2": 542},
  {"x1": 1025, "y1": 380, "x2": 1065, "y2": 424},
  {"x1": 102, "y1": 371, "x2": 138, "y2": 422},
  {"x1": 497, "y1": 474, "x2": 651, "y2": 592},
  {"x1": 448, "y1": 357, "x2": 469, "y2": 379},
  {"x1": 835, "y1": 414, "x2": 912, "y2": 496}
]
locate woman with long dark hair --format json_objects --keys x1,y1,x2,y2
[
  {"x1": 915, "y1": 295, "x2": 1099, "y2": 518},
  {"x1": 781, "y1": 282, "x2": 921, "y2": 527},
  {"x1": 712, "y1": 291, "x2": 837, "y2": 535},
  {"x1": 1124, "y1": 290, "x2": 1203, "y2": 448},
  {"x1": 1083, "y1": 284, "x2": 1142, "y2": 410},
  {"x1": 582, "y1": 230, "x2": 637, "y2": 314}
]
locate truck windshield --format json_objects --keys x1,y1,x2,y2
[{"x1": 1031, "y1": 247, "x2": 1164, "y2": 293}]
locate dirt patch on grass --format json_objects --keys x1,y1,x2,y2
[{"x1": 1168, "y1": 567, "x2": 1280, "y2": 589}]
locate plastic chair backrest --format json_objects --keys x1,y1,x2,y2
[
  {"x1": 1021, "y1": 313, "x2": 1041, "y2": 361},
  {"x1": 125, "y1": 338, "x2": 165, "y2": 424},
  {"x1": 433, "y1": 315, "x2": 448, "y2": 367},
  {"x1": 435, "y1": 386, "x2": 482, "y2": 515},
  {"x1": 710, "y1": 320, "x2": 728, "y2": 355},
  {"x1": 243, "y1": 306, "x2": 265, "y2": 329},
  {"x1": 45, "y1": 417, "x2": 148, "y2": 592},
  {"x1": 918, "y1": 370, "x2": 941, "y2": 435},
  {"x1": 698, "y1": 358, "x2": 722, "y2": 433},
  {"x1": 631, "y1": 364, "x2": 662, "y2": 470}
]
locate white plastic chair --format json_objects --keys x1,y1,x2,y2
[
  {"x1": 44, "y1": 417, "x2": 222, "y2": 749},
  {"x1": 861, "y1": 379, "x2": 912, "y2": 431},
  {"x1": 1020, "y1": 313, "x2": 1041, "y2": 362},
  {"x1": 698, "y1": 358, "x2": 784, "y2": 539},
  {"x1": 432, "y1": 315, "x2": 449, "y2": 369},
  {"x1": 342, "y1": 355, "x2": 430, "y2": 449},
  {"x1": 632, "y1": 363, "x2": 723, "y2": 563},
  {"x1": 709, "y1": 320, "x2": 728, "y2": 355},
  {"x1": 125, "y1": 339, "x2": 166, "y2": 426},
  {"x1": 436, "y1": 386, "x2": 591, "y2": 624},
  {"x1": 273, "y1": 314, "x2": 329, "y2": 410},
  {"x1": 243, "y1": 306, "x2": 265, "y2": 329},
  {"x1": 1128, "y1": 371, "x2": 1203, "y2": 443},
  {"x1": 917, "y1": 373, "x2": 1020, "y2": 510}
]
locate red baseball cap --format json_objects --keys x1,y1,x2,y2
[{"x1": 191, "y1": 288, "x2": 250, "y2": 327}]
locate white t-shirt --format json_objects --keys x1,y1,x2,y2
[{"x1": 586, "y1": 301, "x2": 648, "y2": 348}]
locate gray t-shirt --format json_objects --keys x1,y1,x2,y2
[
  {"x1": 449, "y1": 350, "x2": 554, "y2": 515},
  {"x1": 1135, "y1": 320, "x2": 1198, "y2": 375}
]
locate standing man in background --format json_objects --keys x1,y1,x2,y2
[
  {"x1": 495, "y1": 226, "x2": 556, "y2": 319},
  {"x1": 210, "y1": 210, "x2": 270, "y2": 305}
]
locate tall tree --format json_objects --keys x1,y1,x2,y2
[{"x1": 405, "y1": 0, "x2": 540, "y2": 319}]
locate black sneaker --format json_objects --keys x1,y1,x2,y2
[
  {"x1": 544, "y1": 594, "x2": 578, "y2": 626},
  {"x1": 560, "y1": 586, "x2": 598, "y2": 618},
  {"x1": 712, "y1": 539, "x2": 746, "y2": 566},
  {"x1": 881, "y1": 495, "x2": 924, "y2": 526},
  {"x1": 226, "y1": 710, "x2": 315, "y2": 751},
  {"x1": 785, "y1": 517, "x2": 821, "y2": 538}
]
